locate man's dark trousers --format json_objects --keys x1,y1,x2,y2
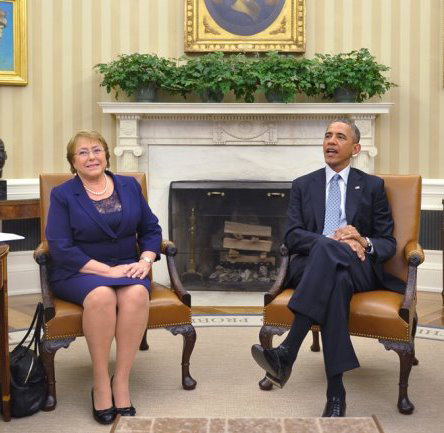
[{"x1": 287, "y1": 235, "x2": 377, "y2": 378}]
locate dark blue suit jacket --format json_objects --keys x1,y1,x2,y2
[
  {"x1": 46, "y1": 172, "x2": 162, "y2": 283},
  {"x1": 284, "y1": 167, "x2": 405, "y2": 293}
]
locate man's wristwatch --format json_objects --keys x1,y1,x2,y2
[
  {"x1": 140, "y1": 257, "x2": 154, "y2": 264},
  {"x1": 364, "y1": 237, "x2": 373, "y2": 253}
]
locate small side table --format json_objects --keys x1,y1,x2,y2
[
  {"x1": 0, "y1": 198, "x2": 40, "y2": 221},
  {"x1": 0, "y1": 244, "x2": 10, "y2": 421}
]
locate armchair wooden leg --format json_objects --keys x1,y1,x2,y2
[
  {"x1": 380, "y1": 340, "x2": 415, "y2": 415},
  {"x1": 412, "y1": 314, "x2": 419, "y2": 366},
  {"x1": 39, "y1": 337, "x2": 76, "y2": 411},
  {"x1": 258, "y1": 325, "x2": 288, "y2": 391},
  {"x1": 310, "y1": 330, "x2": 321, "y2": 352},
  {"x1": 167, "y1": 325, "x2": 197, "y2": 390},
  {"x1": 139, "y1": 329, "x2": 149, "y2": 351}
]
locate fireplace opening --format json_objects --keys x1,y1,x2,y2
[{"x1": 169, "y1": 181, "x2": 292, "y2": 291}]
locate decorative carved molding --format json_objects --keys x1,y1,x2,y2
[
  {"x1": 379, "y1": 339, "x2": 414, "y2": 354},
  {"x1": 270, "y1": 17, "x2": 287, "y2": 35},
  {"x1": 41, "y1": 337, "x2": 76, "y2": 353},
  {"x1": 213, "y1": 121, "x2": 277, "y2": 145},
  {"x1": 166, "y1": 324, "x2": 195, "y2": 338},
  {"x1": 203, "y1": 16, "x2": 219, "y2": 35}
]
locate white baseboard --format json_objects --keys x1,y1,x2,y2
[{"x1": 7, "y1": 249, "x2": 442, "y2": 297}]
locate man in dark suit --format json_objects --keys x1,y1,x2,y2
[{"x1": 251, "y1": 118, "x2": 404, "y2": 417}]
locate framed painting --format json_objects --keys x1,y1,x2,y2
[
  {"x1": 0, "y1": 0, "x2": 27, "y2": 85},
  {"x1": 184, "y1": 0, "x2": 305, "y2": 53}
]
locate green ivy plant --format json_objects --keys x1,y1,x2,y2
[
  {"x1": 254, "y1": 52, "x2": 317, "y2": 103},
  {"x1": 175, "y1": 52, "x2": 233, "y2": 102},
  {"x1": 227, "y1": 53, "x2": 260, "y2": 103},
  {"x1": 94, "y1": 53, "x2": 175, "y2": 99},
  {"x1": 314, "y1": 48, "x2": 396, "y2": 102}
]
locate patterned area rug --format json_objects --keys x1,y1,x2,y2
[{"x1": 3, "y1": 326, "x2": 443, "y2": 433}]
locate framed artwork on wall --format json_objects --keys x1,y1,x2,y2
[
  {"x1": 0, "y1": 0, "x2": 27, "y2": 85},
  {"x1": 184, "y1": 0, "x2": 305, "y2": 53}
]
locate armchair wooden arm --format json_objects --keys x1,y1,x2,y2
[
  {"x1": 161, "y1": 239, "x2": 191, "y2": 308},
  {"x1": 399, "y1": 241, "x2": 424, "y2": 324},
  {"x1": 264, "y1": 245, "x2": 289, "y2": 306},
  {"x1": 33, "y1": 241, "x2": 56, "y2": 322}
]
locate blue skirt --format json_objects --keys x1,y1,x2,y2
[{"x1": 50, "y1": 273, "x2": 152, "y2": 306}]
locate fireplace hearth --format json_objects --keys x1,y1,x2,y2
[{"x1": 169, "y1": 181, "x2": 292, "y2": 291}]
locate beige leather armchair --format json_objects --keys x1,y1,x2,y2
[
  {"x1": 35, "y1": 173, "x2": 196, "y2": 411},
  {"x1": 257, "y1": 175, "x2": 423, "y2": 414}
]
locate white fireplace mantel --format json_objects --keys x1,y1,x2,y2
[
  {"x1": 99, "y1": 102, "x2": 392, "y2": 116},
  {"x1": 99, "y1": 102, "x2": 392, "y2": 285}
]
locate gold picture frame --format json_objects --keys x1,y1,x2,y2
[
  {"x1": 0, "y1": 0, "x2": 27, "y2": 85},
  {"x1": 184, "y1": 0, "x2": 305, "y2": 53}
]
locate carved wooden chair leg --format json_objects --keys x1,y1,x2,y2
[
  {"x1": 39, "y1": 337, "x2": 76, "y2": 411},
  {"x1": 380, "y1": 340, "x2": 415, "y2": 414},
  {"x1": 412, "y1": 314, "x2": 419, "y2": 366},
  {"x1": 139, "y1": 329, "x2": 149, "y2": 351},
  {"x1": 310, "y1": 329, "x2": 321, "y2": 352},
  {"x1": 167, "y1": 324, "x2": 197, "y2": 390},
  {"x1": 258, "y1": 325, "x2": 288, "y2": 391}
]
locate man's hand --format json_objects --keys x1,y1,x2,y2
[
  {"x1": 333, "y1": 225, "x2": 368, "y2": 249},
  {"x1": 340, "y1": 238, "x2": 366, "y2": 261}
]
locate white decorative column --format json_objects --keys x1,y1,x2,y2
[
  {"x1": 114, "y1": 115, "x2": 143, "y2": 172},
  {"x1": 350, "y1": 115, "x2": 378, "y2": 173}
]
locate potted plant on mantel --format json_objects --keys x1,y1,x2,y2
[
  {"x1": 94, "y1": 49, "x2": 396, "y2": 104},
  {"x1": 255, "y1": 51, "x2": 318, "y2": 103},
  {"x1": 94, "y1": 53, "x2": 175, "y2": 102},
  {"x1": 313, "y1": 48, "x2": 396, "y2": 102},
  {"x1": 174, "y1": 52, "x2": 233, "y2": 102}
]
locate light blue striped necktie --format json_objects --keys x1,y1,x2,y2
[{"x1": 323, "y1": 174, "x2": 341, "y2": 236}]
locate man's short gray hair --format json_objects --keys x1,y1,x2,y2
[{"x1": 327, "y1": 118, "x2": 360, "y2": 143}]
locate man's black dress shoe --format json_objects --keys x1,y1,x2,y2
[
  {"x1": 251, "y1": 344, "x2": 293, "y2": 388},
  {"x1": 91, "y1": 389, "x2": 117, "y2": 425},
  {"x1": 322, "y1": 395, "x2": 346, "y2": 417}
]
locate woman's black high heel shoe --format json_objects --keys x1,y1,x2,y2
[
  {"x1": 91, "y1": 389, "x2": 117, "y2": 425},
  {"x1": 111, "y1": 376, "x2": 136, "y2": 417}
]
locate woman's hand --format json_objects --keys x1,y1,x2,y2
[
  {"x1": 107, "y1": 264, "x2": 130, "y2": 278},
  {"x1": 124, "y1": 260, "x2": 151, "y2": 279}
]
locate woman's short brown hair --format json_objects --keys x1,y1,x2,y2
[{"x1": 66, "y1": 130, "x2": 111, "y2": 174}]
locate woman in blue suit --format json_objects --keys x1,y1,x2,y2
[{"x1": 46, "y1": 130, "x2": 162, "y2": 425}]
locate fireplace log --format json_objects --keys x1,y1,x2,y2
[
  {"x1": 224, "y1": 221, "x2": 271, "y2": 238},
  {"x1": 223, "y1": 238, "x2": 272, "y2": 252},
  {"x1": 220, "y1": 252, "x2": 276, "y2": 265}
]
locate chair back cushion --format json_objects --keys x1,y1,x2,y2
[
  {"x1": 39, "y1": 172, "x2": 147, "y2": 242},
  {"x1": 379, "y1": 175, "x2": 421, "y2": 282}
]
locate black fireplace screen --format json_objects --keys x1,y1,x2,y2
[{"x1": 169, "y1": 181, "x2": 292, "y2": 291}]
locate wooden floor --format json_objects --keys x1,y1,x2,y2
[{"x1": 7, "y1": 291, "x2": 444, "y2": 332}]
